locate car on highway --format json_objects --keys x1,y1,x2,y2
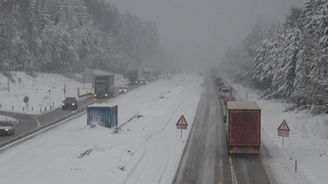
[
  {"x1": 118, "y1": 86, "x2": 128, "y2": 94},
  {"x1": 62, "y1": 97, "x2": 78, "y2": 110},
  {"x1": 0, "y1": 121, "x2": 15, "y2": 136}
]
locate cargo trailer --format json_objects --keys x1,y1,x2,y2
[{"x1": 226, "y1": 101, "x2": 261, "y2": 155}]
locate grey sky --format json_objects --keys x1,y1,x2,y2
[{"x1": 109, "y1": 0, "x2": 307, "y2": 70}]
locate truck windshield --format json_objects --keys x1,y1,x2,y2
[{"x1": 95, "y1": 81, "x2": 106, "y2": 90}]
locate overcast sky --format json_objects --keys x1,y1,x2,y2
[{"x1": 109, "y1": 0, "x2": 307, "y2": 71}]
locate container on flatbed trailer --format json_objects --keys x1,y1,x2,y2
[{"x1": 226, "y1": 101, "x2": 261, "y2": 155}]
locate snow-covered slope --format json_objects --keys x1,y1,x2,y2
[{"x1": 0, "y1": 71, "x2": 127, "y2": 114}]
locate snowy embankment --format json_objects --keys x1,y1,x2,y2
[
  {"x1": 0, "y1": 71, "x2": 126, "y2": 114},
  {"x1": 231, "y1": 82, "x2": 328, "y2": 184},
  {"x1": 0, "y1": 74, "x2": 203, "y2": 184}
]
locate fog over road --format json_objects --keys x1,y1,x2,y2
[{"x1": 110, "y1": 0, "x2": 306, "y2": 70}]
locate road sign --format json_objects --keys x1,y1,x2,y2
[
  {"x1": 278, "y1": 120, "x2": 290, "y2": 137},
  {"x1": 23, "y1": 96, "x2": 29, "y2": 103},
  {"x1": 176, "y1": 115, "x2": 188, "y2": 129}
]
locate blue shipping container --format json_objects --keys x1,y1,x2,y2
[{"x1": 87, "y1": 105, "x2": 118, "y2": 128}]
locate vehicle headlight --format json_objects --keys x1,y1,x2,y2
[
  {"x1": 105, "y1": 94, "x2": 108, "y2": 97},
  {"x1": 62, "y1": 103, "x2": 65, "y2": 106},
  {"x1": 72, "y1": 103, "x2": 75, "y2": 106},
  {"x1": 4, "y1": 128, "x2": 9, "y2": 132}
]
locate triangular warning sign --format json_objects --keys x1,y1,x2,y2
[
  {"x1": 278, "y1": 120, "x2": 290, "y2": 131},
  {"x1": 176, "y1": 115, "x2": 188, "y2": 126}
]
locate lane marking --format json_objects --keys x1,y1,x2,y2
[
  {"x1": 218, "y1": 159, "x2": 223, "y2": 184},
  {"x1": 34, "y1": 118, "x2": 41, "y2": 128},
  {"x1": 229, "y1": 157, "x2": 238, "y2": 184}
]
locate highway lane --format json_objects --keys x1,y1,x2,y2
[
  {"x1": 173, "y1": 76, "x2": 231, "y2": 184},
  {"x1": 0, "y1": 111, "x2": 37, "y2": 144},
  {"x1": 0, "y1": 94, "x2": 97, "y2": 148},
  {"x1": 173, "y1": 76, "x2": 271, "y2": 184}
]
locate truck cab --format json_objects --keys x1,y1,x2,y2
[{"x1": 94, "y1": 75, "x2": 115, "y2": 98}]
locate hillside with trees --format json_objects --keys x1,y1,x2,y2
[
  {"x1": 222, "y1": 0, "x2": 328, "y2": 110},
  {"x1": 0, "y1": 0, "x2": 159, "y2": 73}
]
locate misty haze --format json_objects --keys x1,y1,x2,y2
[{"x1": 1, "y1": 0, "x2": 328, "y2": 184}]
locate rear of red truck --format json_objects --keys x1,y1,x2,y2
[{"x1": 226, "y1": 101, "x2": 261, "y2": 155}]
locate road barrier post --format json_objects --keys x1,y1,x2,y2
[{"x1": 295, "y1": 160, "x2": 297, "y2": 173}]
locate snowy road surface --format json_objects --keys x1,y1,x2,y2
[
  {"x1": 0, "y1": 95, "x2": 96, "y2": 148},
  {"x1": 0, "y1": 74, "x2": 202, "y2": 184},
  {"x1": 173, "y1": 76, "x2": 271, "y2": 184}
]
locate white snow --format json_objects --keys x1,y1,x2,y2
[
  {"x1": 231, "y1": 82, "x2": 328, "y2": 184},
  {"x1": 5, "y1": 70, "x2": 325, "y2": 184},
  {"x1": 0, "y1": 74, "x2": 203, "y2": 184},
  {"x1": 0, "y1": 115, "x2": 16, "y2": 122}
]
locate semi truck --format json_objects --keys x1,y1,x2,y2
[
  {"x1": 94, "y1": 75, "x2": 114, "y2": 98},
  {"x1": 225, "y1": 101, "x2": 261, "y2": 155},
  {"x1": 128, "y1": 70, "x2": 139, "y2": 85}
]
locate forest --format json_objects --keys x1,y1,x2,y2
[
  {"x1": 222, "y1": 0, "x2": 328, "y2": 110},
  {"x1": 0, "y1": 0, "x2": 159, "y2": 73}
]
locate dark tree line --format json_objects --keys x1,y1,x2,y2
[
  {"x1": 222, "y1": 0, "x2": 328, "y2": 108},
  {"x1": 0, "y1": 0, "x2": 159, "y2": 73}
]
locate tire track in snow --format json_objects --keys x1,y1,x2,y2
[{"x1": 121, "y1": 79, "x2": 198, "y2": 184}]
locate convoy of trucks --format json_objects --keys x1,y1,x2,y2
[
  {"x1": 128, "y1": 69, "x2": 157, "y2": 85},
  {"x1": 216, "y1": 76, "x2": 261, "y2": 156},
  {"x1": 94, "y1": 75, "x2": 115, "y2": 98}
]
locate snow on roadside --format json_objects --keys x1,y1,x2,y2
[
  {"x1": 0, "y1": 115, "x2": 16, "y2": 122},
  {"x1": 0, "y1": 71, "x2": 127, "y2": 114},
  {"x1": 0, "y1": 74, "x2": 202, "y2": 184},
  {"x1": 231, "y1": 82, "x2": 328, "y2": 184}
]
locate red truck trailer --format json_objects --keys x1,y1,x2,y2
[{"x1": 226, "y1": 101, "x2": 261, "y2": 155}]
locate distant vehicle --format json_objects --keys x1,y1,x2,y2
[
  {"x1": 128, "y1": 70, "x2": 139, "y2": 85},
  {"x1": 220, "y1": 86, "x2": 232, "y2": 98},
  {"x1": 0, "y1": 121, "x2": 15, "y2": 136},
  {"x1": 118, "y1": 86, "x2": 128, "y2": 94},
  {"x1": 216, "y1": 77, "x2": 224, "y2": 86},
  {"x1": 226, "y1": 101, "x2": 261, "y2": 155},
  {"x1": 139, "y1": 70, "x2": 152, "y2": 84},
  {"x1": 62, "y1": 97, "x2": 78, "y2": 110},
  {"x1": 94, "y1": 75, "x2": 115, "y2": 98}
]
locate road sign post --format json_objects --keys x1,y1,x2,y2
[
  {"x1": 176, "y1": 115, "x2": 188, "y2": 141},
  {"x1": 278, "y1": 120, "x2": 290, "y2": 149}
]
